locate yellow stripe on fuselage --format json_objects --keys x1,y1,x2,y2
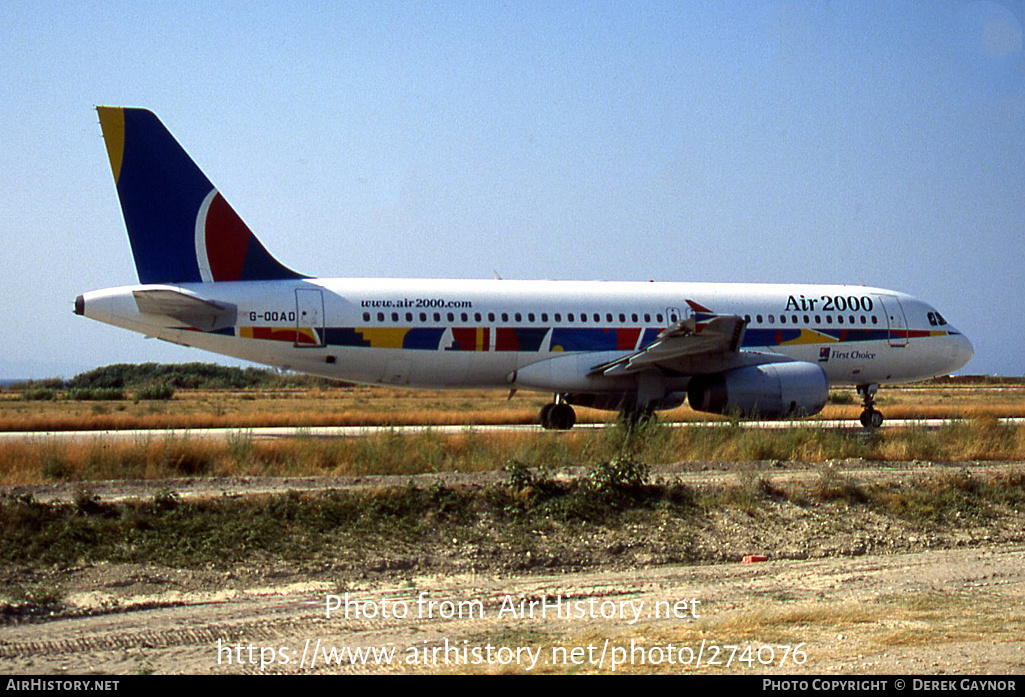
[
  {"x1": 357, "y1": 327, "x2": 409, "y2": 349},
  {"x1": 780, "y1": 328, "x2": 839, "y2": 345}
]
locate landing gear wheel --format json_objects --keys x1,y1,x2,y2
[
  {"x1": 856, "y1": 384, "x2": 883, "y2": 429},
  {"x1": 539, "y1": 402, "x2": 576, "y2": 430},
  {"x1": 540, "y1": 402, "x2": 576, "y2": 430},
  {"x1": 551, "y1": 403, "x2": 576, "y2": 430},
  {"x1": 859, "y1": 408, "x2": 883, "y2": 429},
  {"x1": 539, "y1": 403, "x2": 555, "y2": 429}
]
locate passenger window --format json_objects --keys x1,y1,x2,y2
[
  {"x1": 657, "y1": 314, "x2": 664, "y2": 323},
  {"x1": 488, "y1": 312, "x2": 495, "y2": 322},
  {"x1": 756, "y1": 315, "x2": 763, "y2": 323},
  {"x1": 363, "y1": 312, "x2": 370, "y2": 322},
  {"x1": 644, "y1": 313, "x2": 651, "y2": 323},
  {"x1": 541, "y1": 313, "x2": 548, "y2": 322},
  {"x1": 474, "y1": 312, "x2": 481, "y2": 322},
  {"x1": 872, "y1": 316, "x2": 878, "y2": 324},
  {"x1": 501, "y1": 312, "x2": 509, "y2": 322},
  {"x1": 447, "y1": 312, "x2": 454, "y2": 322},
  {"x1": 780, "y1": 315, "x2": 787, "y2": 324},
  {"x1": 568, "y1": 313, "x2": 575, "y2": 322},
  {"x1": 377, "y1": 312, "x2": 384, "y2": 322},
  {"x1": 528, "y1": 313, "x2": 535, "y2": 322},
  {"x1": 461, "y1": 312, "x2": 468, "y2": 322},
  {"x1": 631, "y1": 313, "x2": 638, "y2": 322},
  {"x1": 804, "y1": 315, "x2": 810, "y2": 324},
  {"x1": 815, "y1": 315, "x2": 821, "y2": 323},
  {"x1": 606, "y1": 313, "x2": 613, "y2": 322},
  {"x1": 433, "y1": 312, "x2": 441, "y2": 322},
  {"x1": 792, "y1": 315, "x2": 798, "y2": 324},
  {"x1": 768, "y1": 315, "x2": 775, "y2": 324},
  {"x1": 420, "y1": 312, "x2": 427, "y2": 322},
  {"x1": 619, "y1": 313, "x2": 626, "y2": 323},
  {"x1": 826, "y1": 315, "x2": 833, "y2": 324},
  {"x1": 744, "y1": 315, "x2": 751, "y2": 323},
  {"x1": 406, "y1": 312, "x2": 413, "y2": 322},
  {"x1": 555, "y1": 313, "x2": 562, "y2": 322},
  {"x1": 860, "y1": 315, "x2": 866, "y2": 324},
  {"x1": 515, "y1": 312, "x2": 522, "y2": 322},
  {"x1": 838, "y1": 315, "x2": 844, "y2": 324}
]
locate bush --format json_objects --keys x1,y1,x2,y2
[
  {"x1": 587, "y1": 457, "x2": 650, "y2": 496},
  {"x1": 135, "y1": 384, "x2": 175, "y2": 401},
  {"x1": 21, "y1": 388, "x2": 58, "y2": 401}
]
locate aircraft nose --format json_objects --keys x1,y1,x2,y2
[{"x1": 949, "y1": 332, "x2": 974, "y2": 373}]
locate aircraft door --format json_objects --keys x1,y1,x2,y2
[
  {"x1": 877, "y1": 294, "x2": 908, "y2": 347},
  {"x1": 295, "y1": 288, "x2": 326, "y2": 347}
]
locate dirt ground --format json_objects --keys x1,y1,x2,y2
[
  {"x1": 2, "y1": 461, "x2": 1025, "y2": 675},
  {"x1": 1, "y1": 545, "x2": 1024, "y2": 674}
]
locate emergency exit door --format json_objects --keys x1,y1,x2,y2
[{"x1": 294, "y1": 288, "x2": 325, "y2": 347}]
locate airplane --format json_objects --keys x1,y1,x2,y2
[{"x1": 76, "y1": 107, "x2": 974, "y2": 430}]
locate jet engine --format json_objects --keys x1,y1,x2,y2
[{"x1": 687, "y1": 362, "x2": 828, "y2": 418}]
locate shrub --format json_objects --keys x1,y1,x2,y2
[{"x1": 135, "y1": 384, "x2": 175, "y2": 401}]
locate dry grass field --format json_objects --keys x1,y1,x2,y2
[
  {"x1": 1, "y1": 390, "x2": 1024, "y2": 486},
  {"x1": 2, "y1": 383, "x2": 1024, "y2": 432},
  {"x1": 1, "y1": 380, "x2": 1023, "y2": 486}
]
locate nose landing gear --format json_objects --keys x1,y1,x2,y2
[{"x1": 857, "y1": 383, "x2": 883, "y2": 428}]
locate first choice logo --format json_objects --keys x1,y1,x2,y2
[{"x1": 785, "y1": 295, "x2": 875, "y2": 313}]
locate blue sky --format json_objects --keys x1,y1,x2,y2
[{"x1": 0, "y1": 0, "x2": 1022, "y2": 378}]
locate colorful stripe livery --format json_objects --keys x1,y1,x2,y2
[
  {"x1": 323, "y1": 327, "x2": 447, "y2": 350},
  {"x1": 96, "y1": 107, "x2": 305, "y2": 284},
  {"x1": 232, "y1": 323, "x2": 961, "y2": 353},
  {"x1": 550, "y1": 328, "x2": 642, "y2": 352},
  {"x1": 448, "y1": 327, "x2": 491, "y2": 351},
  {"x1": 495, "y1": 328, "x2": 549, "y2": 352},
  {"x1": 240, "y1": 326, "x2": 321, "y2": 345}
]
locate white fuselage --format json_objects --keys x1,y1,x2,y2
[{"x1": 80, "y1": 278, "x2": 974, "y2": 399}]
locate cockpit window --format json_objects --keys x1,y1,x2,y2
[
  {"x1": 936, "y1": 312, "x2": 948, "y2": 326},
  {"x1": 928, "y1": 312, "x2": 937, "y2": 326}
]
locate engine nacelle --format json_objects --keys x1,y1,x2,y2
[
  {"x1": 687, "y1": 362, "x2": 828, "y2": 419},
  {"x1": 511, "y1": 351, "x2": 634, "y2": 393}
]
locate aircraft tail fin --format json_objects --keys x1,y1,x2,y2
[{"x1": 96, "y1": 107, "x2": 305, "y2": 284}]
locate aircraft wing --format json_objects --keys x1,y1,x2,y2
[
  {"x1": 590, "y1": 314, "x2": 754, "y2": 377},
  {"x1": 132, "y1": 289, "x2": 237, "y2": 332}
]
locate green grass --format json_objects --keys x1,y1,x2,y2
[{"x1": 4, "y1": 464, "x2": 1025, "y2": 571}]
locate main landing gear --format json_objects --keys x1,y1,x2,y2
[
  {"x1": 857, "y1": 383, "x2": 883, "y2": 428},
  {"x1": 539, "y1": 396, "x2": 576, "y2": 431}
]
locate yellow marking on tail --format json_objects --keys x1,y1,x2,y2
[{"x1": 96, "y1": 107, "x2": 126, "y2": 183}]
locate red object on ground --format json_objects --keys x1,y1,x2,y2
[{"x1": 742, "y1": 555, "x2": 768, "y2": 564}]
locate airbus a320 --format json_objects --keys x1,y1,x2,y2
[{"x1": 76, "y1": 108, "x2": 974, "y2": 429}]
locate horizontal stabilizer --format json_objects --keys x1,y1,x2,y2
[{"x1": 132, "y1": 289, "x2": 237, "y2": 332}]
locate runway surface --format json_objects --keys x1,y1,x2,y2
[{"x1": 2, "y1": 417, "x2": 1023, "y2": 441}]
